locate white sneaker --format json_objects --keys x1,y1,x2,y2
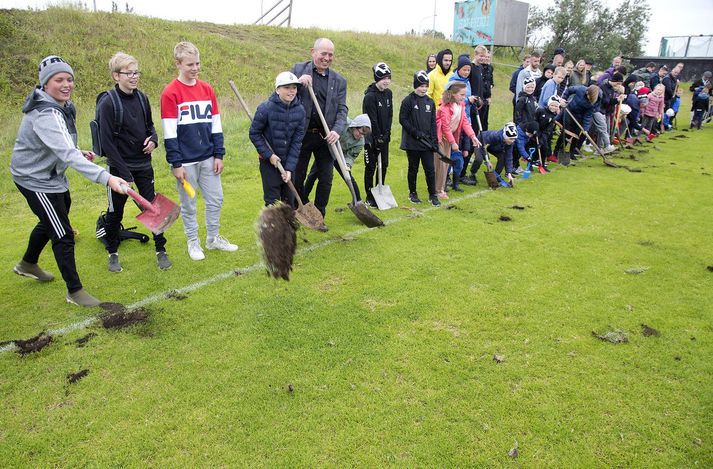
[
  {"x1": 514, "y1": 167, "x2": 524, "y2": 174},
  {"x1": 603, "y1": 145, "x2": 617, "y2": 154},
  {"x1": 206, "y1": 234, "x2": 238, "y2": 252},
  {"x1": 582, "y1": 143, "x2": 593, "y2": 153},
  {"x1": 187, "y1": 238, "x2": 205, "y2": 261}
]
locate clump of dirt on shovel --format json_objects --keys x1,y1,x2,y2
[
  {"x1": 15, "y1": 332, "x2": 53, "y2": 355},
  {"x1": 67, "y1": 369, "x2": 89, "y2": 384},
  {"x1": 256, "y1": 203, "x2": 298, "y2": 281},
  {"x1": 99, "y1": 302, "x2": 149, "y2": 329}
]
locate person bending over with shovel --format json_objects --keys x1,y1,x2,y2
[
  {"x1": 304, "y1": 114, "x2": 371, "y2": 203},
  {"x1": 249, "y1": 72, "x2": 306, "y2": 206},
  {"x1": 476, "y1": 123, "x2": 518, "y2": 185},
  {"x1": 11, "y1": 55, "x2": 128, "y2": 307}
]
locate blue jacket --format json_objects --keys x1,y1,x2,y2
[
  {"x1": 249, "y1": 92, "x2": 306, "y2": 172},
  {"x1": 482, "y1": 129, "x2": 514, "y2": 174},
  {"x1": 564, "y1": 85, "x2": 598, "y2": 131},
  {"x1": 509, "y1": 65, "x2": 524, "y2": 95}
]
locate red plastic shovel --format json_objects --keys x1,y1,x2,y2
[{"x1": 121, "y1": 185, "x2": 180, "y2": 235}]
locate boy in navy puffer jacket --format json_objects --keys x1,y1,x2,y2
[{"x1": 249, "y1": 72, "x2": 306, "y2": 206}]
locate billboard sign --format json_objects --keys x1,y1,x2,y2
[{"x1": 453, "y1": 0, "x2": 497, "y2": 46}]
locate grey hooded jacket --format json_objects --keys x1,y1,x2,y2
[{"x1": 11, "y1": 88, "x2": 110, "y2": 193}]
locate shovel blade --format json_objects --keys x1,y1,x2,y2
[
  {"x1": 484, "y1": 171, "x2": 500, "y2": 189},
  {"x1": 136, "y1": 192, "x2": 181, "y2": 234},
  {"x1": 538, "y1": 165, "x2": 548, "y2": 174},
  {"x1": 349, "y1": 201, "x2": 384, "y2": 227},
  {"x1": 370, "y1": 184, "x2": 398, "y2": 210},
  {"x1": 522, "y1": 169, "x2": 531, "y2": 179},
  {"x1": 294, "y1": 202, "x2": 328, "y2": 232}
]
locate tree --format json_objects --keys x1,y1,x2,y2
[{"x1": 527, "y1": 0, "x2": 651, "y2": 69}]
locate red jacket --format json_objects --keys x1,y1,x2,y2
[{"x1": 436, "y1": 101, "x2": 476, "y2": 145}]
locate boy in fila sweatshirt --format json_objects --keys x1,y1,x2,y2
[{"x1": 161, "y1": 41, "x2": 237, "y2": 261}]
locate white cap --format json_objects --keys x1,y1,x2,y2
[{"x1": 275, "y1": 71, "x2": 300, "y2": 89}]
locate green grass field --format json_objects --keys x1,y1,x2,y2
[{"x1": 1, "y1": 7, "x2": 712, "y2": 467}]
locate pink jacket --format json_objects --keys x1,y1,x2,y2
[
  {"x1": 436, "y1": 101, "x2": 476, "y2": 145},
  {"x1": 642, "y1": 93, "x2": 664, "y2": 118}
]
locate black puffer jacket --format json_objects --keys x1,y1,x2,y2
[{"x1": 249, "y1": 92, "x2": 306, "y2": 172}]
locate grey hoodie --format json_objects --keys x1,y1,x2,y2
[{"x1": 11, "y1": 88, "x2": 110, "y2": 193}]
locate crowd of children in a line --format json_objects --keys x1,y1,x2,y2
[{"x1": 10, "y1": 39, "x2": 711, "y2": 307}]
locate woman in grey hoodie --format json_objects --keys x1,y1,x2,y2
[{"x1": 11, "y1": 55, "x2": 127, "y2": 307}]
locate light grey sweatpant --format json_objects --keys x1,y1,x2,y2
[
  {"x1": 176, "y1": 157, "x2": 224, "y2": 241},
  {"x1": 592, "y1": 112, "x2": 610, "y2": 148}
]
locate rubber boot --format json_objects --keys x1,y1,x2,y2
[{"x1": 452, "y1": 174, "x2": 464, "y2": 192}]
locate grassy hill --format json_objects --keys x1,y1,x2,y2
[{"x1": 0, "y1": 6, "x2": 517, "y2": 195}]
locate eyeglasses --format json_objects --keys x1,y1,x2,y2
[{"x1": 118, "y1": 71, "x2": 141, "y2": 78}]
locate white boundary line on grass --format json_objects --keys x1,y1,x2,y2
[{"x1": 1, "y1": 186, "x2": 501, "y2": 354}]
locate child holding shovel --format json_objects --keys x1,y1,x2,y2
[
  {"x1": 11, "y1": 55, "x2": 128, "y2": 307},
  {"x1": 249, "y1": 72, "x2": 306, "y2": 206},
  {"x1": 399, "y1": 70, "x2": 439, "y2": 206},
  {"x1": 436, "y1": 81, "x2": 481, "y2": 198},
  {"x1": 362, "y1": 62, "x2": 393, "y2": 208}
]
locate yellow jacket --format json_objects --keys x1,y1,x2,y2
[{"x1": 427, "y1": 66, "x2": 453, "y2": 112}]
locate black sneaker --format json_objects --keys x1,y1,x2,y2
[
  {"x1": 408, "y1": 192, "x2": 421, "y2": 204},
  {"x1": 461, "y1": 175, "x2": 477, "y2": 186},
  {"x1": 429, "y1": 195, "x2": 441, "y2": 207},
  {"x1": 365, "y1": 197, "x2": 377, "y2": 208}
]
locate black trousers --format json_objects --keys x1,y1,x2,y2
[
  {"x1": 260, "y1": 158, "x2": 294, "y2": 207},
  {"x1": 295, "y1": 132, "x2": 333, "y2": 216},
  {"x1": 16, "y1": 183, "x2": 82, "y2": 293},
  {"x1": 406, "y1": 150, "x2": 436, "y2": 196},
  {"x1": 363, "y1": 142, "x2": 389, "y2": 198},
  {"x1": 564, "y1": 113, "x2": 585, "y2": 155},
  {"x1": 478, "y1": 103, "x2": 490, "y2": 131},
  {"x1": 106, "y1": 165, "x2": 166, "y2": 254},
  {"x1": 305, "y1": 159, "x2": 361, "y2": 202}
]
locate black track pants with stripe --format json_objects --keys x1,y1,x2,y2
[{"x1": 16, "y1": 183, "x2": 82, "y2": 293}]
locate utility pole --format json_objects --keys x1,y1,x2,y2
[{"x1": 432, "y1": 0, "x2": 437, "y2": 38}]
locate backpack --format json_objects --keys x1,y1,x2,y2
[
  {"x1": 96, "y1": 211, "x2": 150, "y2": 247},
  {"x1": 89, "y1": 88, "x2": 150, "y2": 157}
]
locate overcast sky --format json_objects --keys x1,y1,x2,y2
[{"x1": 2, "y1": 0, "x2": 711, "y2": 56}]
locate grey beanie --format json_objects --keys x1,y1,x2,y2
[
  {"x1": 38, "y1": 55, "x2": 74, "y2": 86},
  {"x1": 348, "y1": 114, "x2": 371, "y2": 129}
]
